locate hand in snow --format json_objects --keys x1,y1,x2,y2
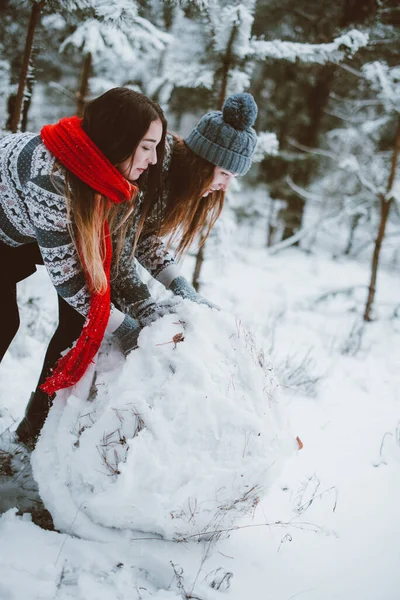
[
  {"x1": 112, "y1": 314, "x2": 142, "y2": 355},
  {"x1": 132, "y1": 296, "x2": 183, "y2": 328},
  {"x1": 168, "y1": 276, "x2": 219, "y2": 310}
]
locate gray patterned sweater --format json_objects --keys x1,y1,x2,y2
[{"x1": 0, "y1": 132, "x2": 179, "y2": 319}]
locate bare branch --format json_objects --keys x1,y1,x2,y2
[
  {"x1": 285, "y1": 176, "x2": 322, "y2": 202},
  {"x1": 333, "y1": 61, "x2": 363, "y2": 78},
  {"x1": 267, "y1": 210, "x2": 341, "y2": 255},
  {"x1": 287, "y1": 138, "x2": 338, "y2": 160}
]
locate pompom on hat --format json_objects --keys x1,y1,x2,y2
[{"x1": 184, "y1": 93, "x2": 258, "y2": 176}]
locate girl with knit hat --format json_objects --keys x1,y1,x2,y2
[
  {"x1": 0, "y1": 89, "x2": 258, "y2": 449},
  {"x1": 113, "y1": 91, "x2": 258, "y2": 308}
]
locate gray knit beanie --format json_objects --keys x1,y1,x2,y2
[{"x1": 184, "y1": 93, "x2": 258, "y2": 176}]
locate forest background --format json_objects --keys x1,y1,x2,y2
[{"x1": 1, "y1": 0, "x2": 399, "y2": 312}]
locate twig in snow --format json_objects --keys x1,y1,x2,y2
[
  {"x1": 55, "y1": 503, "x2": 85, "y2": 565},
  {"x1": 156, "y1": 332, "x2": 185, "y2": 348},
  {"x1": 204, "y1": 567, "x2": 233, "y2": 591},
  {"x1": 170, "y1": 561, "x2": 203, "y2": 600},
  {"x1": 277, "y1": 532, "x2": 292, "y2": 553},
  {"x1": 310, "y1": 285, "x2": 367, "y2": 306},
  {"x1": 54, "y1": 560, "x2": 68, "y2": 598}
]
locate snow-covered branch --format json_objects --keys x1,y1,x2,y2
[
  {"x1": 252, "y1": 132, "x2": 279, "y2": 162},
  {"x1": 249, "y1": 29, "x2": 368, "y2": 64},
  {"x1": 212, "y1": 3, "x2": 255, "y2": 58},
  {"x1": 285, "y1": 176, "x2": 322, "y2": 203},
  {"x1": 362, "y1": 62, "x2": 400, "y2": 114},
  {"x1": 60, "y1": 12, "x2": 169, "y2": 62},
  {"x1": 60, "y1": 20, "x2": 136, "y2": 61}
]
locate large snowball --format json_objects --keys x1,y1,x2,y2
[{"x1": 32, "y1": 303, "x2": 296, "y2": 541}]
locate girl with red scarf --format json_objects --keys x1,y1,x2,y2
[
  {"x1": 0, "y1": 88, "x2": 258, "y2": 449},
  {"x1": 0, "y1": 89, "x2": 178, "y2": 447}
]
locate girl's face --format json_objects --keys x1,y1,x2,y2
[
  {"x1": 118, "y1": 119, "x2": 163, "y2": 182},
  {"x1": 202, "y1": 166, "x2": 237, "y2": 197}
]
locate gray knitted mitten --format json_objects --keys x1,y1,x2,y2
[
  {"x1": 113, "y1": 314, "x2": 142, "y2": 355},
  {"x1": 168, "y1": 276, "x2": 219, "y2": 309},
  {"x1": 132, "y1": 296, "x2": 182, "y2": 328}
]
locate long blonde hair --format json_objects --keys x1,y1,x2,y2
[{"x1": 64, "y1": 175, "x2": 136, "y2": 293}]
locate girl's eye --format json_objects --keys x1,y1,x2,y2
[{"x1": 142, "y1": 146, "x2": 150, "y2": 151}]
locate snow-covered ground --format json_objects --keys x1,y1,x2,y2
[{"x1": 1, "y1": 221, "x2": 400, "y2": 600}]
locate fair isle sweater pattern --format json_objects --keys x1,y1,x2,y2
[{"x1": 0, "y1": 133, "x2": 176, "y2": 317}]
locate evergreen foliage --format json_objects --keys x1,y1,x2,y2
[{"x1": 0, "y1": 0, "x2": 399, "y2": 314}]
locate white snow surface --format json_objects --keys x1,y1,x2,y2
[
  {"x1": 32, "y1": 303, "x2": 295, "y2": 541},
  {"x1": 1, "y1": 222, "x2": 400, "y2": 599}
]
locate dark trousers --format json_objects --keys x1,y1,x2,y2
[
  {"x1": 31, "y1": 294, "x2": 85, "y2": 391},
  {"x1": 1, "y1": 241, "x2": 85, "y2": 432},
  {"x1": 1, "y1": 280, "x2": 20, "y2": 362}
]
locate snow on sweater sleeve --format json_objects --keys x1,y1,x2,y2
[{"x1": 17, "y1": 140, "x2": 91, "y2": 317}]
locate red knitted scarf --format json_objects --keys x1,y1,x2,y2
[{"x1": 40, "y1": 116, "x2": 137, "y2": 395}]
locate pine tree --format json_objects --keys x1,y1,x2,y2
[{"x1": 59, "y1": 0, "x2": 170, "y2": 112}]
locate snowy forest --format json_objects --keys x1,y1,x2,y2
[{"x1": 0, "y1": 0, "x2": 399, "y2": 599}]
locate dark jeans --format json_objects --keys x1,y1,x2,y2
[{"x1": 0, "y1": 241, "x2": 85, "y2": 437}]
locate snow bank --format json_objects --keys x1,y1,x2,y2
[{"x1": 32, "y1": 302, "x2": 296, "y2": 541}]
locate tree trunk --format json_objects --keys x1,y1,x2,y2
[
  {"x1": 21, "y1": 57, "x2": 35, "y2": 132},
  {"x1": 157, "y1": 3, "x2": 175, "y2": 77},
  {"x1": 192, "y1": 234, "x2": 206, "y2": 291},
  {"x1": 6, "y1": 94, "x2": 16, "y2": 131},
  {"x1": 301, "y1": 64, "x2": 336, "y2": 165},
  {"x1": 266, "y1": 198, "x2": 278, "y2": 247},
  {"x1": 192, "y1": 23, "x2": 237, "y2": 290},
  {"x1": 340, "y1": 0, "x2": 378, "y2": 27},
  {"x1": 76, "y1": 52, "x2": 92, "y2": 118},
  {"x1": 344, "y1": 213, "x2": 361, "y2": 256},
  {"x1": 364, "y1": 116, "x2": 400, "y2": 321},
  {"x1": 217, "y1": 23, "x2": 237, "y2": 110},
  {"x1": 10, "y1": 0, "x2": 45, "y2": 133},
  {"x1": 282, "y1": 65, "x2": 335, "y2": 241}
]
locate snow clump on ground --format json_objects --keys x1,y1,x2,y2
[{"x1": 32, "y1": 302, "x2": 296, "y2": 542}]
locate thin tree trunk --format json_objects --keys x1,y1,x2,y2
[
  {"x1": 21, "y1": 57, "x2": 35, "y2": 132},
  {"x1": 6, "y1": 94, "x2": 16, "y2": 131},
  {"x1": 302, "y1": 65, "x2": 336, "y2": 151},
  {"x1": 217, "y1": 23, "x2": 237, "y2": 110},
  {"x1": 364, "y1": 116, "x2": 400, "y2": 321},
  {"x1": 282, "y1": 65, "x2": 335, "y2": 241},
  {"x1": 157, "y1": 3, "x2": 174, "y2": 77},
  {"x1": 344, "y1": 213, "x2": 361, "y2": 256},
  {"x1": 10, "y1": 0, "x2": 45, "y2": 133},
  {"x1": 192, "y1": 23, "x2": 237, "y2": 289},
  {"x1": 192, "y1": 233, "x2": 206, "y2": 291},
  {"x1": 266, "y1": 198, "x2": 276, "y2": 247},
  {"x1": 76, "y1": 52, "x2": 92, "y2": 118}
]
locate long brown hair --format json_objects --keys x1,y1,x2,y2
[
  {"x1": 65, "y1": 88, "x2": 167, "y2": 293},
  {"x1": 146, "y1": 136, "x2": 225, "y2": 257}
]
